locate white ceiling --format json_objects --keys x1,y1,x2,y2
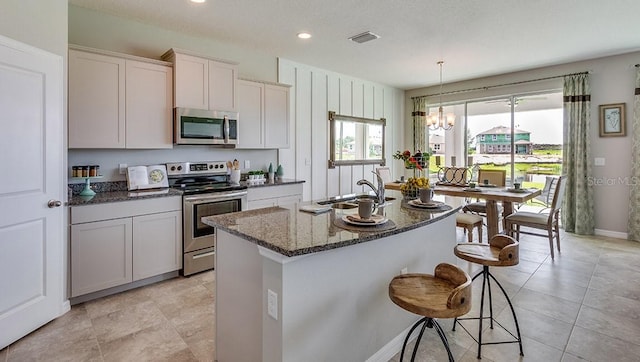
[{"x1": 69, "y1": 0, "x2": 640, "y2": 90}]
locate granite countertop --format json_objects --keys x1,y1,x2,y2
[
  {"x1": 68, "y1": 178, "x2": 303, "y2": 206},
  {"x1": 68, "y1": 188, "x2": 183, "y2": 206},
  {"x1": 203, "y1": 190, "x2": 460, "y2": 257}
]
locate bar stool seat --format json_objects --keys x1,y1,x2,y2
[
  {"x1": 389, "y1": 263, "x2": 471, "y2": 362},
  {"x1": 452, "y1": 235, "x2": 523, "y2": 359}
]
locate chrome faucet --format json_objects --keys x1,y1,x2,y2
[{"x1": 357, "y1": 171, "x2": 385, "y2": 205}]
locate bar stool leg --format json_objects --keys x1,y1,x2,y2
[
  {"x1": 487, "y1": 272, "x2": 524, "y2": 356},
  {"x1": 410, "y1": 318, "x2": 430, "y2": 362},
  {"x1": 400, "y1": 317, "x2": 427, "y2": 362},
  {"x1": 486, "y1": 267, "x2": 495, "y2": 329},
  {"x1": 477, "y1": 268, "x2": 488, "y2": 359},
  {"x1": 431, "y1": 319, "x2": 455, "y2": 362}
]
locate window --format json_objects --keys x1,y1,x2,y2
[
  {"x1": 328, "y1": 111, "x2": 386, "y2": 168},
  {"x1": 466, "y1": 92, "x2": 563, "y2": 187}
]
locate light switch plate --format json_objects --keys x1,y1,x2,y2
[
  {"x1": 119, "y1": 163, "x2": 127, "y2": 175},
  {"x1": 594, "y1": 157, "x2": 605, "y2": 166},
  {"x1": 245, "y1": 160, "x2": 250, "y2": 169}
]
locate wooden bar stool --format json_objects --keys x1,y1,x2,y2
[
  {"x1": 452, "y1": 234, "x2": 523, "y2": 359},
  {"x1": 456, "y1": 213, "x2": 483, "y2": 243},
  {"x1": 389, "y1": 263, "x2": 472, "y2": 362}
]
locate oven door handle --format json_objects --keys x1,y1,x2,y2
[{"x1": 184, "y1": 191, "x2": 248, "y2": 204}]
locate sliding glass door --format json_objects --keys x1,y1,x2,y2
[{"x1": 466, "y1": 92, "x2": 563, "y2": 188}]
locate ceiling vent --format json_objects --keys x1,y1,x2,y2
[{"x1": 348, "y1": 31, "x2": 380, "y2": 44}]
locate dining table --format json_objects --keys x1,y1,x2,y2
[{"x1": 386, "y1": 182, "x2": 542, "y2": 239}]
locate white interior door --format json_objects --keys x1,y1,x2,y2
[{"x1": 0, "y1": 35, "x2": 67, "y2": 349}]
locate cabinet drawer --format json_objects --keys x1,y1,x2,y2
[
  {"x1": 71, "y1": 196, "x2": 181, "y2": 224},
  {"x1": 246, "y1": 184, "x2": 302, "y2": 201}
]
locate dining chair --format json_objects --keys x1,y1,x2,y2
[
  {"x1": 529, "y1": 176, "x2": 559, "y2": 212},
  {"x1": 462, "y1": 169, "x2": 507, "y2": 227},
  {"x1": 504, "y1": 175, "x2": 566, "y2": 258}
]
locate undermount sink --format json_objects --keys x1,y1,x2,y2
[
  {"x1": 356, "y1": 195, "x2": 397, "y2": 203},
  {"x1": 332, "y1": 202, "x2": 358, "y2": 209}
]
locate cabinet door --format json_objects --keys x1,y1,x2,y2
[
  {"x1": 209, "y1": 60, "x2": 237, "y2": 111},
  {"x1": 264, "y1": 84, "x2": 290, "y2": 149},
  {"x1": 68, "y1": 50, "x2": 125, "y2": 148},
  {"x1": 132, "y1": 211, "x2": 182, "y2": 281},
  {"x1": 236, "y1": 80, "x2": 264, "y2": 148},
  {"x1": 173, "y1": 53, "x2": 209, "y2": 109},
  {"x1": 71, "y1": 218, "x2": 133, "y2": 297},
  {"x1": 125, "y1": 60, "x2": 173, "y2": 149}
]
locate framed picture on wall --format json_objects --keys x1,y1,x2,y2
[{"x1": 599, "y1": 103, "x2": 626, "y2": 137}]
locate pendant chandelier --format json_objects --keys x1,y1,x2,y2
[{"x1": 426, "y1": 61, "x2": 455, "y2": 131}]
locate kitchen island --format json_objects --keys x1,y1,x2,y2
[{"x1": 203, "y1": 190, "x2": 462, "y2": 362}]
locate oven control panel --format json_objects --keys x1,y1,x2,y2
[{"x1": 166, "y1": 161, "x2": 228, "y2": 175}]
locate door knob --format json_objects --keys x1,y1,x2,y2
[{"x1": 47, "y1": 199, "x2": 62, "y2": 208}]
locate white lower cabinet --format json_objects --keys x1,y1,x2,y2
[
  {"x1": 71, "y1": 218, "x2": 133, "y2": 297},
  {"x1": 132, "y1": 211, "x2": 182, "y2": 281},
  {"x1": 246, "y1": 183, "x2": 303, "y2": 210},
  {"x1": 70, "y1": 197, "x2": 182, "y2": 298}
]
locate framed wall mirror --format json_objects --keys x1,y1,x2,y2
[{"x1": 328, "y1": 111, "x2": 386, "y2": 168}]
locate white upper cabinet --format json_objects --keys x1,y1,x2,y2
[
  {"x1": 69, "y1": 49, "x2": 126, "y2": 148},
  {"x1": 68, "y1": 46, "x2": 173, "y2": 149},
  {"x1": 125, "y1": 60, "x2": 173, "y2": 149},
  {"x1": 236, "y1": 79, "x2": 290, "y2": 149},
  {"x1": 163, "y1": 48, "x2": 238, "y2": 112}
]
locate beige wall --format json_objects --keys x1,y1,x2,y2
[
  {"x1": 0, "y1": 0, "x2": 68, "y2": 56},
  {"x1": 406, "y1": 52, "x2": 640, "y2": 237}
]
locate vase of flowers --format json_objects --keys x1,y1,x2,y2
[{"x1": 393, "y1": 149, "x2": 431, "y2": 178}]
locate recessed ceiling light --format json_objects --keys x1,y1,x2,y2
[
  {"x1": 297, "y1": 32, "x2": 312, "y2": 39},
  {"x1": 190, "y1": 0, "x2": 206, "y2": 3}
]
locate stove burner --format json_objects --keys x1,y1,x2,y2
[{"x1": 167, "y1": 161, "x2": 247, "y2": 195}]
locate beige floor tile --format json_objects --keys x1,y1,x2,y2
[
  {"x1": 588, "y1": 274, "x2": 640, "y2": 301},
  {"x1": 154, "y1": 284, "x2": 213, "y2": 321},
  {"x1": 512, "y1": 287, "x2": 581, "y2": 324},
  {"x1": 7, "y1": 306, "x2": 101, "y2": 362},
  {"x1": 479, "y1": 335, "x2": 562, "y2": 362},
  {"x1": 565, "y1": 325, "x2": 640, "y2": 362},
  {"x1": 99, "y1": 321, "x2": 192, "y2": 362},
  {"x1": 530, "y1": 265, "x2": 592, "y2": 288},
  {"x1": 540, "y1": 255, "x2": 597, "y2": 275},
  {"x1": 496, "y1": 306, "x2": 572, "y2": 351},
  {"x1": 560, "y1": 352, "x2": 585, "y2": 362},
  {"x1": 83, "y1": 285, "x2": 150, "y2": 320},
  {"x1": 575, "y1": 304, "x2": 640, "y2": 345},
  {"x1": 522, "y1": 272, "x2": 587, "y2": 303},
  {"x1": 582, "y1": 287, "x2": 640, "y2": 320},
  {"x1": 91, "y1": 300, "x2": 168, "y2": 344},
  {"x1": 0, "y1": 347, "x2": 6, "y2": 362}
]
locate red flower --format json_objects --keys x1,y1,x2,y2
[{"x1": 408, "y1": 157, "x2": 423, "y2": 170}]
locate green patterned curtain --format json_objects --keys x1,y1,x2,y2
[
  {"x1": 562, "y1": 74, "x2": 594, "y2": 234},
  {"x1": 627, "y1": 67, "x2": 640, "y2": 241},
  {"x1": 412, "y1": 97, "x2": 427, "y2": 152}
]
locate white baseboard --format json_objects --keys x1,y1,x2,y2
[
  {"x1": 594, "y1": 228, "x2": 627, "y2": 240},
  {"x1": 59, "y1": 300, "x2": 71, "y2": 316},
  {"x1": 366, "y1": 320, "x2": 420, "y2": 362}
]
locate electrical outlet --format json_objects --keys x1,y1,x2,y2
[
  {"x1": 267, "y1": 289, "x2": 278, "y2": 320},
  {"x1": 401, "y1": 267, "x2": 408, "y2": 275},
  {"x1": 119, "y1": 163, "x2": 127, "y2": 175},
  {"x1": 245, "y1": 160, "x2": 251, "y2": 169},
  {"x1": 594, "y1": 157, "x2": 605, "y2": 166}
]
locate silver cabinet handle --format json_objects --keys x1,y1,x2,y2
[
  {"x1": 193, "y1": 251, "x2": 215, "y2": 259},
  {"x1": 47, "y1": 200, "x2": 62, "y2": 208}
]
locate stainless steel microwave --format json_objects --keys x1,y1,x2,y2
[{"x1": 174, "y1": 107, "x2": 238, "y2": 146}]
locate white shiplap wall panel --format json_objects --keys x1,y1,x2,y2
[
  {"x1": 278, "y1": 58, "x2": 403, "y2": 201},
  {"x1": 352, "y1": 81, "x2": 364, "y2": 117},
  {"x1": 277, "y1": 62, "x2": 296, "y2": 181},
  {"x1": 326, "y1": 74, "x2": 340, "y2": 198},
  {"x1": 295, "y1": 68, "x2": 313, "y2": 200},
  {"x1": 311, "y1": 71, "x2": 328, "y2": 201}
]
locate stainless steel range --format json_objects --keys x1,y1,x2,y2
[{"x1": 167, "y1": 161, "x2": 247, "y2": 276}]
